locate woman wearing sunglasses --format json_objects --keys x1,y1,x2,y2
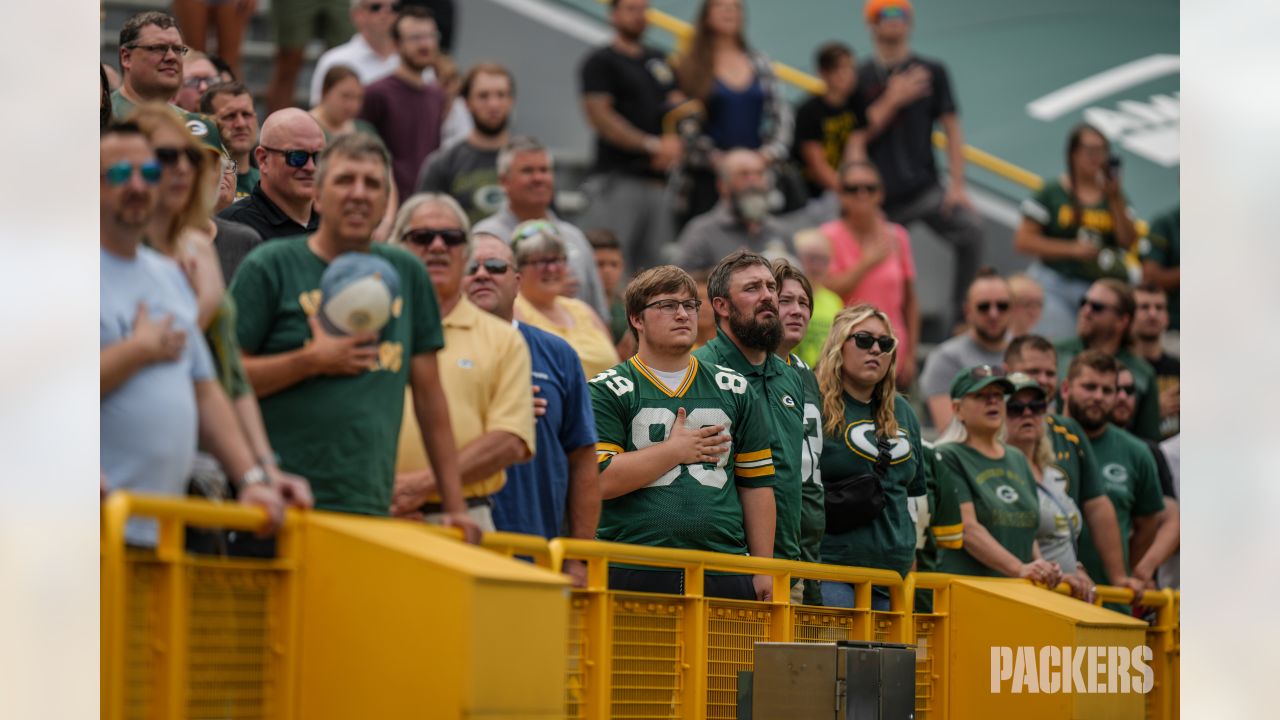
[
  {"x1": 819, "y1": 160, "x2": 919, "y2": 388},
  {"x1": 1004, "y1": 372, "x2": 1095, "y2": 603},
  {"x1": 933, "y1": 364, "x2": 1061, "y2": 586},
  {"x1": 813, "y1": 304, "x2": 927, "y2": 610}
]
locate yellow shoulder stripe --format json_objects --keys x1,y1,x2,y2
[
  {"x1": 735, "y1": 448, "x2": 773, "y2": 463},
  {"x1": 735, "y1": 465, "x2": 775, "y2": 479},
  {"x1": 597, "y1": 442, "x2": 624, "y2": 454}
]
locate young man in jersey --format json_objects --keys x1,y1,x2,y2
[
  {"x1": 590, "y1": 265, "x2": 777, "y2": 601},
  {"x1": 695, "y1": 250, "x2": 806, "y2": 572},
  {"x1": 771, "y1": 259, "x2": 825, "y2": 605}
]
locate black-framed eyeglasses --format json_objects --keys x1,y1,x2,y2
[
  {"x1": 1006, "y1": 398, "x2": 1048, "y2": 416},
  {"x1": 125, "y1": 42, "x2": 189, "y2": 57},
  {"x1": 976, "y1": 300, "x2": 1010, "y2": 314},
  {"x1": 849, "y1": 331, "x2": 896, "y2": 353},
  {"x1": 1079, "y1": 297, "x2": 1119, "y2": 315},
  {"x1": 522, "y1": 256, "x2": 566, "y2": 271},
  {"x1": 840, "y1": 183, "x2": 881, "y2": 195},
  {"x1": 102, "y1": 160, "x2": 163, "y2": 186},
  {"x1": 644, "y1": 299, "x2": 701, "y2": 315},
  {"x1": 261, "y1": 146, "x2": 320, "y2": 168},
  {"x1": 154, "y1": 146, "x2": 204, "y2": 168},
  {"x1": 465, "y1": 258, "x2": 511, "y2": 276},
  {"x1": 1116, "y1": 383, "x2": 1137, "y2": 396},
  {"x1": 182, "y1": 75, "x2": 217, "y2": 90},
  {"x1": 403, "y1": 227, "x2": 467, "y2": 247}
]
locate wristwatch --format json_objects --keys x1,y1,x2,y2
[{"x1": 240, "y1": 465, "x2": 271, "y2": 489}]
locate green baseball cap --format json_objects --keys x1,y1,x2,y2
[
  {"x1": 1006, "y1": 371, "x2": 1047, "y2": 399},
  {"x1": 949, "y1": 364, "x2": 1015, "y2": 399}
]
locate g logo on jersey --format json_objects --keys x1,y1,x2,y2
[
  {"x1": 1102, "y1": 463, "x2": 1129, "y2": 486},
  {"x1": 843, "y1": 420, "x2": 912, "y2": 463},
  {"x1": 781, "y1": 395, "x2": 796, "y2": 408},
  {"x1": 995, "y1": 484, "x2": 1020, "y2": 504}
]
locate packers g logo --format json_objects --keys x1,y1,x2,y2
[
  {"x1": 996, "y1": 485, "x2": 1020, "y2": 504},
  {"x1": 185, "y1": 119, "x2": 209, "y2": 137},
  {"x1": 781, "y1": 395, "x2": 796, "y2": 408},
  {"x1": 843, "y1": 420, "x2": 912, "y2": 464},
  {"x1": 1103, "y1": 463, "x2": 1129, "y2": 485}
]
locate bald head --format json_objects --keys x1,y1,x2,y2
[
  {"x1": 255, "y1": 108, "x2": 326, "y2": 209},
  {"x1": 260, "y1": 108, "x2": 324, "y2": 147}
]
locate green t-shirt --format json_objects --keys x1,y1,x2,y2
[
  {"x1": 934, "y1": 442, "x2": 1040, "y2": 577},
  {"x1": 589, "y1": 355, "x2": 776, "y2": 556},
  {"x1": 1139, "y1": 206, "x2": 1179, "y2": 329},
  {"x1": 229, "y1": 236, "x2": 444, "y2": 516},
  {"x1": 235, "y1": 166, "x2": 260, "y2": 200},
  {"x1": 1054, "y1": 338, "x2": 1161, "y2": 442},
  {"x1": 1075, "y1": 425, "x2": 1165, "y2": 582},
  {"x1": 1046, "y1": 413, "x2": 1104, "y2": 506},
  {"x1": 795, "y1": 286, "x2": 842, "y2": 368},
  {"x1": 1020, "y1": 179, "x2": 1132, "y2": 282},
  {"x1": 695, "y1": 330, "x2": 807, "y2": 561},
  {"x1": 110, "y1": 89, "x2": 224, "y2": 153},
  {"x1": 818, "y1": 393, "x2": 928, "y2": 575}
]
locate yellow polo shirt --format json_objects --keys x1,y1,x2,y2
[{"x1": 396, "y1": 295, "x2": 535, "y2": 499}]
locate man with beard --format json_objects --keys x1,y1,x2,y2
[
  {"x1": 1131, "y1": 283, "x2": 1179, "y2": 439},
  {"x1": 228, "y1": 133, "x2": 479, "y2": 542},
  {"x1": 674, "y1": 150, "x2": 797, "y2": 274},
  {"x1": 919, "y1": 268, "x2": 1012, "y2": 428},
  {"x1": 590, "y1": 264, "x2": 777, "y2": 600},
  {"x1": 694, "y1": 250, "x2": 806, "y2": 566},
  {"x1": 415, "y1": 63, "x2": 515, "y2": 224},
  {"x1": 218, "y1": 109, "x2": 325, "y2": 241},
  {"x1": 201, "y1": 81, "x2": 260, "y2": 199},
  {"x1": 1062, "y1": 350, "x2": 1171, "y2": 595},
  {"x1": 360, "y1": 6, "x2": 447, "y2": 199},
  {"x1": 577, "y1": 0, "x2": 683, "y2": 275},
  {"x1": 1055, "y1": 278, "x2": 1161, "y2": 441}
]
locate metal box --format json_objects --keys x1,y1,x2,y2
[{"x1": 751, "y1": 641, "x2": 916, "y2": 720}]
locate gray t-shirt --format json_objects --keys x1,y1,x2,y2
[
  {"x1": 1035, "y1": 465, "x2": 1083, "y2": 571},
  {"x1": 415, "y1": 140, "x2": 503, "y2": 225},
  {"x1": 919, "y1": 333, "x2": 1007, "y2": 399},
  {"x1": 212, "y1": 217, "x2": 263, "y2": 283},
  {"x1": 101, "y1": 246, "x2": 215, "y2": 545},
  {"x1": 473, "y1": 204, "x2": 610, "y2": 321},
  {"x1": 673, "y1": 202, "x2": 796, "y2": 273}
]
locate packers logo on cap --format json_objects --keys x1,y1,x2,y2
[{"x1": 185, "y1": 119, "x2": 209, "y2": 137}]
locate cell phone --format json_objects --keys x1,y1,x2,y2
[{"x1": 1106, "y1": 155, "x2": 1122, "y2": 178}]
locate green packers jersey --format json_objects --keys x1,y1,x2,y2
[
  {"x1": 590, "y1": 355, "x2": 776, "y2": 556},
  {"x1": 934, "y1": 443, "x2": 1040, "y2": 578},
  {"x1": 235, "y1": 166, "x2": 260, "y2": 199},
  {"x1": 818, "y1": 393, "x2": 928, "y2": 575},
  {"x1": 1019, "y1": 179, "x2": 1133, "y2": 282},
  {"x1": 787, "y1": 355, "x2": 825, "y2": 565},
  {"x1": 1046, "y1": 414, "x2": 1104, "y2": 506},
  {"x1": 1076, "y1": 425, "x2": 1165, "y2": 582},
  {"x1": 918, "y1": 440, "x2": 955, "y2": 572},
  {"x1": 695, "y1": 330, "x2": 805, "y2": 561}
]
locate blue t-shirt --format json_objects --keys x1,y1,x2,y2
[
  {"x1": 490, "y1": 323, "x2": 598, "y2": 538},
  {"x1": 100, "y1": 246, "x2": 215, "y2": 544},
  {"x1": 706, "y1": 76, "x2": 765, "y2": 150}
]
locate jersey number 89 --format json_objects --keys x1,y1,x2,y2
[{"x1": 631, "y1": 407, "x2": 733, "y2": 489}]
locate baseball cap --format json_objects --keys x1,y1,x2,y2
[
  {"x1": 864, "y1": 0, "x2": 913, "y2": 23},
  {"x1": 949, "y1": 364, "x2": 1015, "y2": 399},
  {"x1": 1006, "y1": 371, "x2": 1048, "y2": 400}
]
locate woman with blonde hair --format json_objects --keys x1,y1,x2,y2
[{"x1": 813, "y1": 304, "x2": 927, "y2": 609}]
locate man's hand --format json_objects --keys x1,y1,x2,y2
[
  {"x1": 941, "y1": 183, "x2": 975, "y2": 216},
  {"x1": 391, "y1": 471, "x2": 437, "y2": 517},
  {"x1": 649, "y1": 134, "x2": 683, "y2": 172},
  {"x1": 238, "y1": 482, "x2": 285, "y2": 537},
  {"x1": 664, "y1": 407, "x2": 730, "y2": 466},
  {"x1": 132, "y1": 302, "x2": 186, "y2": 363},
  {"x1": 885, "y1": 65, "x2": 931, "y2": 108},
  {"x1": 1017, "y1": 559, "x2": 1061, "y2": 586},
  {"x1": 1064, "y1": 566, "x2": 1097, "y2": 604},
  {"x1": 752, "y1": 574, "x2": 773, "y2": 602},
  {"x1": 563, "y1": 559, "x2": 588, "y2": 588},
  {"x1": 305, "y1": 316, "x2": 379, "y2": 376},
  {"x1": 532, "y1": 384, "x2": 549, "y2": 418},
  {"x1": 442, "y1": 511, "x2": 482, "y2": 545},
  {"x1": 265, "y1": 466, "x2": 314, "y2": 509}
]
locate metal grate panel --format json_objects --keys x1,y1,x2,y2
[
  {"x1": 705, "y1": 603, "x2": 770, "y2": 720},
  {"x1": 611, "y1": 598, "x2": 684, "y2": 719},
  {"x1": 565, "y1": 597, "x2": 588, "y2": 720},
  {"x1": 185, "y1": 562, "x2": 278, "y2": 719}
]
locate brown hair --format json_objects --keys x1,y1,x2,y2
[
  {"x1": 707, "y1": 248, "x2": 771, "y2": 302},
  {"x1": 1004, "y1": 334, "x2": 1055, "y2": 367},
  {"x1": 198, "y1": 80, "x2": 250, "y2": 115},
  {"x1": 676, "y1": 0, "x2": 749, "y2": 102},
  {"x1": 815, "y1": 304, "x2": 899, "y2": 439},
  {"x1": 119, "y1": 11, "x2": 179, "y2": 51},
  {"x1": 624, "y1": 265, "x2": 699, "y2": 340},
  {"x1": 128, "y1": 103, "x2": 214, "y2": 243},
  {"x1": 460, "y1": 62, "x2": 515, "y2": 100},
  {"x1": 1066, "y1": 348, "x2": 1119, "y2": 382},
  {"x1": 320, "y1": 65, "x2": 360, "y2": 97},
  {"x1": 770, "y1": 258, "x2": 813, "y2": 309}
]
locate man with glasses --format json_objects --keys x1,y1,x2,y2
[
  {"x1": 919, "y1": 268, "x2": 1013, "y2": 429},
  {"x1": 308, "y1": 0, "x2": 420, "y2": 108},
  {"x1": 201, "y1": 81, "x2": 261, "y2": 199},
  {"x1": 112, "y1": 12, "x2": 224, "y2": 152},
  {"x1": 173, "y1": 52, "x2": 220, "y2": 113},
  {"x1": 590, "y1": 264, "x2": 777, "y2": 600},
  {"x1": 100, "y1": 123, "x2": 288, "y2": 544},
  {"x1": 474, "y1": 137, "x2": 609, "y2": 319},
  {"x1": 694, "y1": 250, "x2": 807, "y2": 569},
  {"x1": 218, "y1": 109, "x2": 326, "y2": 241},
  {"x1": 389, "y1": 196, "x2": 535, "y2": 532},
  {"x1": 464, "y1": 233, "x2": 601, "y2": 568},
  {"x1": 1054, "y1": 278, "x2": 1161, "y2": 441}
]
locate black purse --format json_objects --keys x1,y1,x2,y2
[{"x1": 824, "y1": 436, "x2": 893, "y2": 534}]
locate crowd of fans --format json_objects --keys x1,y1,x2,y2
[{"x1": 100, "y1": 0, "x2": 1181, "y2": 605}]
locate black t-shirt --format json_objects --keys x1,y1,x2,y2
[
  {"x1": 579, "y1": 44, "x2": 676, "y2": 178},
  {"x1": 792, "y1": 94, "x2": 869, "y2": 197},
  {"x1": 217, "y1": 184, "x2": 320, "y2": 242},
  {"x1": 853, "y1": 54, "x2": 957, "y2": 207}
]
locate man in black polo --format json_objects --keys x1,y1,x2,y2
[{"x1": 218, "y1": 109, "x2": 325, "y2": 241}]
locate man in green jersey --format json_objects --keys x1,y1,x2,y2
[
  {"x1": 1062, "y1": 351, "x2": 1173, "y2": 595},
  {"x1": 201, "y1": 82, "x2": 260, "y2": 199},
  {"x1": 695, "y1": 251, "x2": 806, "y2": 568},
  {"x1": 771, "y1": 259, "x2": 825, "y2": 605},
  {"x1": 1054, "y1": 279, "x2": 1161, "y2": 441},
  {"x1": 111, "y1": 12, "x2": 223, "y2": 153},
  {"x1": 590, "y1": 265, "x2": 777, "y2": 601},
  {"x1": 229, "y1": 132, "x2": 479, "y2": 542},
  {"x1": 1005, "y1": 334, "x2": 1144, "y2": 594}
]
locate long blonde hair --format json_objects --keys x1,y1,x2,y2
[
  {"x1": 815, "y1": 304, "x2": 899, "y2": 439},
  {"x1": 128, "y1": 103, "x2": 215, "y2": 245}
]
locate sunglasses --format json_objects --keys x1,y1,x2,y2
[
  {"x1": 523, "y1": 256, "x2": 567, "y2": 271},
  {"x1": 465, "y1": 258, "x2": 511, "y2": 276},
  {"x1": 849, "y1": 331, "x2": 896, "y2": 353},
  {"x1": 976, "y1": 300, "x2": 1010, "y2": 314},
  {"x1": 364, "y1": 1, "x2": 399, "y2": 10},
  {"x1": 261, "y1": 146, "x2": 320, "y2": 168},
  {"x1": 841, "y1": 183, "x2": 881, "y2": 195},
  {"x1": 1116, "y1": 383, "x2": 1136, "y2": 396},
  {"x1": 1006, "y1": 398, "x2": 1048, "y2": 416},
  {"x1": 102, "y1": 160, "x2": 163, "y2": 186},
  {"x1": 154, "y1": 146, "x2": 204, "y2": 168},
  {"x1": 404, "y1": 228, "x2": 467, "y2": 247},
  {"x1": 1079, "y1": 297, "x2": 1119, "y2": 314}
]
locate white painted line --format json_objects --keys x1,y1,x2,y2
[
  {"x1": 1026, "y1": 54, "x2": 1180, "y2": 121},
  {"x1": 484, "y1": 0, "x2": 613, "y2": 46}
]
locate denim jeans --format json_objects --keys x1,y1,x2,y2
[{"x1": 820, "y1": 581, "x2": 891, "y2": 611}]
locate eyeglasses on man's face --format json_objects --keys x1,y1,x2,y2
[{"x1": 643, "y1": 299, "x2": 701, "y2": 315}]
